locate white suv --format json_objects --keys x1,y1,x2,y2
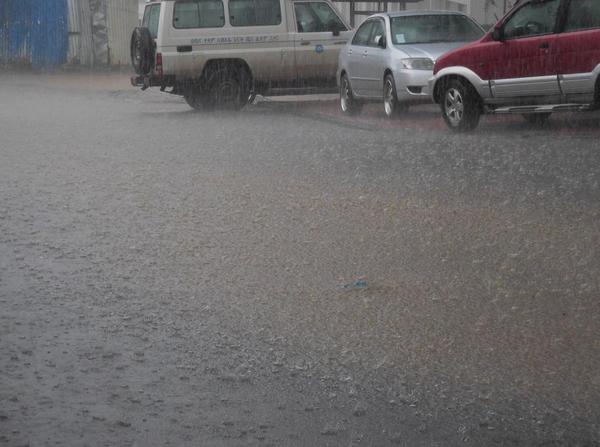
[{"x1": 131, "y1": 0, "x2": 351, "y2": 110}]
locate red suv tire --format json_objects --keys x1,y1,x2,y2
[{"x1": 440, "y1": 79, "x2": 482, "y2": 132}]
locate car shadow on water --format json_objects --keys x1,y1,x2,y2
[
  {"x1": 483, "y1": 111, "x2": 600, "y2": 137},
  {"x1": 138, "y1": 95, "x2": 600, "y2": 138},
  {"x1": 314, "y1": 101, "x2": 600, "y2": 136}
]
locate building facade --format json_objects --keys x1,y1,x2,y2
[
  {"x1": 0, "y1": 0, "x2": 69, "y2": 69},
  {"x1": 332, "y1": 0, "x2": 515, "y2": 28},
  {"x1": 69, "y1": 0, "x2": 138, "y2": 67}
]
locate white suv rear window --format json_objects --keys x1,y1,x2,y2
[
  {"x1": 229, "y1": 0, "x2": 281, "y2": 27},
  {"x1": 174, "y1": 0, "x2": 225, "y2": 29},
  {"x1": 143, "y1": 4, "x2": 161, "y2": 38}
]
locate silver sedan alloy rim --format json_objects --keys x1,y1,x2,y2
[
  {"x1": 445, "y1": 88, "x2": 464, "y2": 127},
  {"x1": 341, "y1": 78, "x2": 350, "y2": 112},
  {"x1": 384, "y1": 78, "x2": 394, "y2": 116}
]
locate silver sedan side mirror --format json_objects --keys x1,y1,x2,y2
[{"x1": 375, "y1": 35, "x2": 386, "y2": 49}]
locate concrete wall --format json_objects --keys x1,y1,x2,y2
[
  {"x1": 107, "y1": 0, "x2": 139, "y2": 66},
  {"x1": 342, "y1": 1, "x2": 516, "y2": 27},
  {"x1": 138, "y1": 0, "x2": 145, "y2": 22},
  {"x1": 66, "y1": 0, "x2": 137, "y2": 68}
]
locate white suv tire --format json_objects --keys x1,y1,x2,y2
[{"x1": 204, "y1": 66, "x2": 250, "y2": 111}]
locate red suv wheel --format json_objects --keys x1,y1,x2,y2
[{"x1": 441, "y1": 80, "x2": 482, "y2": 132}]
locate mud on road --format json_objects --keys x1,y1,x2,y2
[{"x1": 1, "y1": 73, "x2": 599, "y2": 446}]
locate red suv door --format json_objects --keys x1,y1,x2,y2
[
  {"x1": 489, "y1": 0, "x2": 562, "y2": 100},
  {"x1": 556, "y1": 0, "x2": 600, "y2": 98}
]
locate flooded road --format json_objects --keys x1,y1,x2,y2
[{"x1": 1, "y1": 73, "x2": 599, "y2": 446}]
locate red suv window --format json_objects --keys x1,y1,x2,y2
[
  {"x1": 502, "y1": 0, "x2": 560, "y2": 39},
  {"x1": 564, "y1": 0, "x2": 600, "y2": 32}
]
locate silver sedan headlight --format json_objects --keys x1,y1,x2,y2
[{"x1": 400, "y1": 58, "x2": 435, "y2": 70}]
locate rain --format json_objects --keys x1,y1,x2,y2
[{"x1": 1, "y1": 0, "x2": 599, "y2": 446}]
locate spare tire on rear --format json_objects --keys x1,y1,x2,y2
[{"x1": 131, "y1": 27, "x2": 154, "y2": 75}]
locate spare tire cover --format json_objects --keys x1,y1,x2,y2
[{"x1": 131, "y1": 27, "x2": 154, "y2": 75}]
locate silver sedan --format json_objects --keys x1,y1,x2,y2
[{"x1": 338, "y1": 11, "x2": 484, "y2": 118}]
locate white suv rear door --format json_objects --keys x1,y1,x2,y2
[{"x1": 292, "y1": 1, "x2": 351, "y2": 85}]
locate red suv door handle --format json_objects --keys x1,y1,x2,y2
[{"x1": 539, "y1": 42, "x2": 550, "y2": 49}]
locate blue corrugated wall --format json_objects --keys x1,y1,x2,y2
[
  {"x1": 0, "y1": 0, "x2": 68, "y2": 69},
  {"x1": 0, "y1": 4, "x2": 6, "y2": 64}
]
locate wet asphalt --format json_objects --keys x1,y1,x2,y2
[{"x1": 0, "y1": 73, "x2": 599, "y2": 446}]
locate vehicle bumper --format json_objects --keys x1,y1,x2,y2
[
  {"x1": 428, "y1": 75, "x2": 437, "y2": 103},
  {"x1": 130, "y1": 74, "x2": 175, "y2": 90},
  {"x1": 427, "y1": 66, "x2": 492, "y2": 104},
  {"x1": 394, "y1": 69, "x2": 434, "y2": 103}
]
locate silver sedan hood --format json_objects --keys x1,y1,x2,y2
[{"x1": 393, "y1": 42, "x2": 471, "y2": 61}]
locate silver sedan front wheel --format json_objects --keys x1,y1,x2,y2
[
  {"x1": 340, "y1": 74, "x2": 361, "y2": 115},
  {"x1": 383, "y1": 74, "x2": 407, "y2": 118}
]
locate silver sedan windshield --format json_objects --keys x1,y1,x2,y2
[{"x1": 391, "y1": 14, "x2": 484, "y2": 45}]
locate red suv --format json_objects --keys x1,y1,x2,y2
[{"x1": 430, "y1": 0, "x2": 600, "y2": 131}]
